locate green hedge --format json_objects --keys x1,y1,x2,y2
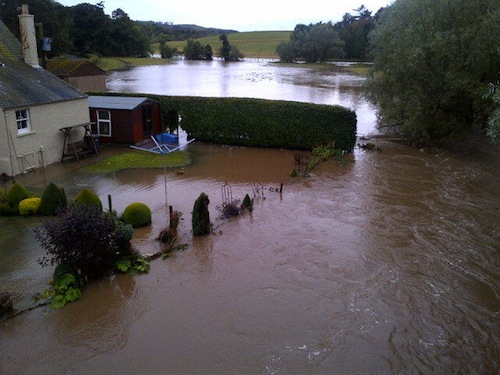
[
  {"x1": 89, "y1": 93, "x2": 357, "y2": 150},
  {"x1": 160, "y1": 96, "x2": 357, "y2": 150}
]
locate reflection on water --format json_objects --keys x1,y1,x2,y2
[{"x1": 107, "y1": 60, "x2": 378, "y2": 135}]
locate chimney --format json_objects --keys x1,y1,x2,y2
[{"x1": 18, "y1": 4, "x2": 40, "y2": 68}]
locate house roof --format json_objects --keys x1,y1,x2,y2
[
  {"x1": 88, "y1": 96, "x2": 152, "y2": 110},
  {"x1": 46, "y1": 60, "x2": 105, "y2": 77},
  {"x1": 0, "y1": 20, "x2": 87, "y2": 110}
]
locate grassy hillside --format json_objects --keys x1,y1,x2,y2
[{"x1": 158, "y1": 31, "x2": 292, "y2": 59}]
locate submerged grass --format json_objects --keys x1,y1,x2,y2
[{"x1": 82, "y1": 150, "x2": 191, "y2": 173}]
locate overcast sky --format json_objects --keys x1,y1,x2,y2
[{"x1": 56, "y1": 0, "x2": 393, "y2": 31}]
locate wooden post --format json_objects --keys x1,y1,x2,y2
[{"x1": 108, "y1": 194, "x2": 112, "y2": 213}]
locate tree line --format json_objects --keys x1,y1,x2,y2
[
  {"x1": 276, "y1": 5, "x2": 376, "y2": 63},
  {"x1": 0, "y1": 0, "x2": 232, "y2": 58}
]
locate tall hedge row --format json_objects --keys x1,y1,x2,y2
[
  {"x1": 159, "y1": 96, "x2": 357, "y2": 150},
  {"x1": 90, "y1": 93, "x2": 357, "y2": 150}
]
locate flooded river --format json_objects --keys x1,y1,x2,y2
[{"x1": 1, "y1": 60, "x2": 499, "y2": 374}]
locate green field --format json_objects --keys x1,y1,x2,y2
[{"x1": 159, "y1": 31, "x2": 292, "y2": 59}]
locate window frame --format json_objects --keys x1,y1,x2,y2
[
  {"x1": 96, "y1": 110, "x2": 112, "y2": 137},
  {"x1": 16, "y1": 109, "x2": 31, "y2": 135}
]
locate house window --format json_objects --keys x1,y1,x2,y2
[
  {"x1": 16, "y1": 109, "x2": 31, "y2": 135},
  {"x1": 97, "y1": 110, "x2": 111, "y2": 137}
]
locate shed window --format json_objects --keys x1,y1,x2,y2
[
  {"x1": 97, "y1": 110, "x2": 111, "y2": 137},
  {"x1": 16, "y1": 109, "x2": 31, "y2": 135}
]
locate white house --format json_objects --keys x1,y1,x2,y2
[{"x1": 0, "y1": 5, "x2": 90, "y2": 176}]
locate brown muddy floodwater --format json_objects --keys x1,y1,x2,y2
[
  {"x1": 1, "y1": 141, "x2": 499, "y2": 375},
  {"x1": 1, "y1": 61, "x2": 500, "y2": 374}
]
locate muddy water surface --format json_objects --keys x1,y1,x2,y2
[{"x1": 1, "y1": 61, "x2": 499, "y2": 374}]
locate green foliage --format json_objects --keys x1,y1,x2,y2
[
  {"x1": 116, "y1": 222, "x2": 134, "y2": 245},
  {"x1": 333, "y1": 5, "x2": 375, "y2": 60},
  {"x1": 219, "y1": 34, "x2": 244, "y2": 61},
  {"x1": 7, "y1": 182, "x2": 30, "y2": 209},
  {"x1": 241, "y1": 194, "x2": 253, "y2": 210},
  {"x1": 75, "y1": 188, "x2": 102, "y2": 210},
  {"x1": 50, "y1": 273, "x2": 83, "y2": 309},
  {"x1": 18, "y1": 197, "x2": 41, "y2": 216},
  {"x1": 36, "y1": 204, "x2": 121, "y2": 280},
  {"x1": 122, "y1": 202, "x2": 152, "y2": 228},
  {"x1": 367, "y1": 0, "x2": 500, "y2": 146},
  {"x1": 0, "y1": 188, "x2": 7, "y2": 204},
  {"x1": 39, "y1": 182, "x2": 67, "y2": 216},
  {"x1": 115, "y1": 256, "x2": 150, "y2": 274},
  {"x1": 34, "y1": 266, "x2": 84, "y2": 309},
  {"x1": 192, "y1": 193, "x2": 211, "y2": 236},
  {"x1": 160, "y1": 96, "x2": 357, "y2": 151},
  {"x1": 184, "y1": 39, "x2": 213, "y2": 60},
  {"x1": 277, "y1": 22, "x2": 344, "y2": 63},
  {"x1": 0, "y1": 202, "x2": 19, "y2": 216},
  {"x1": 307, "y1": 142, "x2": 342, "y2": 171}
]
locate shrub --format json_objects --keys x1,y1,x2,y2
[
  {"x1": 0, "y1": 202, "x2": 19, "y2": 216},
  {"x1": 18, "y1": 197, "x2": 41, "y2": 216},
  {"x1": 75, "y1": 188, "x2": 102, "y2": 210},
  {"x1": 35, "y1": 204, "x2": 121, "y2": 280},
  {"x1": 0, "y1": 188, "x2": 7, "y2": 204},
  {"x1": 160, "y1": 96, "x2": 357, "y2": 150},
  {"x1": 122, "y1": 202, "x2": 152, "y2": 228},
  {"x1": 241, "y1": 194, "x2": 253, "y2": 210},
  {"x1": 7, "y1": 182, "x2": 30, "y2": 209},
  {"x1": 192, "y1": 193, "x2": 211, "y2": 236},
  {"x1": 39, "y1": 182, "x2": 67, "y2": 216}
]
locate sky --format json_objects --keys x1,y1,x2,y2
[{"x1": 56, "y1": 0, "x2": 393, "y2": 31}]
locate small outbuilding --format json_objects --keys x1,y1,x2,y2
[
  {"x1": 88, "y1": 96, "x2": 163, "y2": 144},
  {"x1": 46, "y1": 60, "x2": 106, "y2": 92}
]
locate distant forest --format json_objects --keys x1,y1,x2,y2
[
  {"x1": 0, "y1": 0, "x2": 378, "y2": 60},
  {"x1": 0, "y1": 0, "x2": 236, "y2": 57}
]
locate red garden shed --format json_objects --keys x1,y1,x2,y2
[{"x1": 88, "y1": 95, "x2": 162, "y2": 144}]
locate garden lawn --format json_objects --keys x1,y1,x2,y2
[{"x1": 82, "y1": 150, "x2": 191, "y2": 173}]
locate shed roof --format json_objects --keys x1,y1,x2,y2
[
  {"x1": 46, "y1": 60, "x2": 105, "y2": 77},
  {"x1": 0, "y1": 20, "x2": 86, "y2": 110},
  {"x1": 88, "y1": 96, "x2": 152, "y2": 110}
]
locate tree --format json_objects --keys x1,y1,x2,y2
[
  {"x1": 333, "y1": 5, "x2": 375, "y2": 60},
  {"x1": 276, "y1": 22, "x2": 344, "y2": 63},
  {"x1": 367, "y1": 0, "x2": 500, "y2": 146},
  {"x1": 219, "y1": 34, "x2": 243, "y2": 61},
  {"x1": 184, "y1": 39, "x2": 213, "y2": 60}
]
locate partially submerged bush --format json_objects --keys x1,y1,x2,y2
[
  {"x1": 192, "y1": 193, "x2": 211, "y2": 236},
  {"x1": 241, "y1": 194, "x2": 253, "y2": 211},
  {"x1": 122, "y1": 202, "x2": 152, "y2": 228},
  {"x1": 36, "y1": 204, "x2": 121, "y2": 280},
  {"x1": 75, "y1": 188, "x2": 102, "y2": 210},
  {"x1": 18, "y1": 197, "x2": 41, "y2": 216},
  {"x1": 7, "y1": 182, "x2": 30, "y2": 209},
  {"x1": 39, "y1": 182, "x2": 67, "y2": 216}
]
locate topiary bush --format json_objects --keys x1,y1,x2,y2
[
  {"x1": 39, "y1": 182, "x2": 67, "y2": 216},
  {"x1": 18, "y1": 197, "x2": 41, "y2": 216},
  {"x1": 7, "y1": 182, "x2": 30, "y2": 209},
  {"x1": 122, "y1": 202, "x2": 152, "y2": 228},
  {"x1": 75, "y1": 188, "x2": 102, "y2": 210},
  {"x1": 192, "y1": 192, "x2": 211, "y2": 236}
]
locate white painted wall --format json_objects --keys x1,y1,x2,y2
[{"x1": 0, "y1": 97, "x2": 90, "y2": 176}]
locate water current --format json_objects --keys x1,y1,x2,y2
[{"x1": 1, "y1": 60, "x2": 499, "y2": 374}]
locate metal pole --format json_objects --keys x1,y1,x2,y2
[{"x1": 163, "y1": 152, "x2": 168, "y2": 206}]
